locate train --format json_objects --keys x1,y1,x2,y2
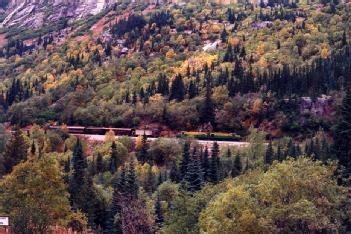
[
  {"x1": 176, "y1": 131, "x2": 242, "y2": 141},
  {"x1": 48, "y1": 126, "x2": 160, "y2": 137},
  {"x1": 48, "y1": 126, "x2": 242, "y2": 141}
]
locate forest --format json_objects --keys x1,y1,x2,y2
[{"x1": 0, "y1": 0, "x2": 351, "y2": 233}]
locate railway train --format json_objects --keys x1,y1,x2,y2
[
  {"x1": 176, "y1": 131, "x2": 242, "y2": 141},
  {"x1": 48, "y1": 126, "x2": 159, "y2": 137},
  {"x1": 49, "y1": 126, "x2": 242, "y2": 141}
]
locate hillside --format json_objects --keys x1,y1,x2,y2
[
  {"x1": 0, "y1": 0, "x2": 350, "y2": 139},
  {"x1": 0, "y1": 0, "x2": 351, "y2": 233}
]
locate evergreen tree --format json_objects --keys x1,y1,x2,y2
[
  {"x1": 180, "y1": 141, "x2": 190, "y2": 180},
  {"x1": 109, "y1": 142, "x2": 118, "y2": 174},
  {"x1": 221, "y1": 28, "x2": 228, "y2": 42},
  {"x1": 276, "y1": 144, "x2": 284, "y2": 161},
  {"x1": 265, "y1": 141, "x2": 274, "y2": 165},
  {"x1": 169, "y1": 161, "x2": 180, "y2": 183},
  {"x1": 169, "y1": 74, "x2": 185, "y2": 101},
  {"x1": 126, "y1": 161, "x2": 138, "y2": 199},
  {"x1": 202, "y1": 146, "x2": 210, "y2": 181},
  {"x1": 145, "y1": 165, "x2": 155, "y2": 194},
  {"x1": 200, "y1": 74, "x2": 215, "y2": 125},
  {"x1": 226, "y1": 148, "x2": 232, "y2": 158},
  {"x1": 342, "y1": 30, "x2": 348, "y2": 46},
  {"x1": 30, "y1": 141, "x2": 36, "y2": 157},
  {"x1": 231, "y1": 153, "x2": 242, "y2": 177},
  {"x1": 154, "y1": 194, "x2": 164, "y2": 227},
  {"x1": 96, "y1": 153, "x2": 104, "y2": 174},
  {"x1": 106, "y1": 174, "x2": 122, "y2": 234},
  {"x1": 69, "y1": 139, "x2": 103, "y2": 228},
  {"x1": 183, "y1": 147, "x2": 203, "y2": 192},
  {"x1": 1, "y1": 127, "x2": 28, "y2": 175},
  {"x1": 209, "y1": 142, "x2": 220, "y2": 184},
  {"x1": 138, "y1": 133, "x2": 149, "y2": 164},
  {"x1": 333, "y1": 90, "x2": 351, "y2": 185}
]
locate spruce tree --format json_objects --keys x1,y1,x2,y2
[
  {"x1": 265, "y1": 141, "x2": 274, "y2": 165},
  {"x1": 169, "y1": 74, "x2": 185, "y2": 101},
  {"x1": 276, "y1": 144, "x2": 283, "y2": 161},
  {"x1": 145, "y1": 165, "x2": 155, "y2": 194},
  {"x1": 96, "y1": 153, "x2": 104, "y2": 174},
  {"x1": 209, "y1": 142, "x2": 220, "y2": 184},
  {"x1": 333, "y1": 90, "x2": 351, "y2": 185},
  {"x1": 1, "y1": 127, "x2": 28, "y2": 175},
  {"x1": 126, "y1": 161, "x2": 138, "y2": 199},
  {"x1": 180, "y1": 141, "x2": 190, "y2": 180},
  {"x1": 226, "y1": 148, "x2": 232, "y2": 158},
  {"x1": 183, "y1": 147, "x2": 203, "y2": 192},
  {"x1": 231, "y1": 153, "x2": 242, "y2": 177},
  {"x1": 169, "y1": 161, "x2": 180, "y2": 183},
  {"x1": 138, "y1": 133, "x2": 148, "y2": 164},
  {"x1": 109, "y1": 142, "x2": 118, "y2": 174},
  {"x1": 200, "y1": 74, "x2": 215, "y2": 125},
  {"x1": 202, "y1": 146, "x2": 210, "y2": 181},
  {"x1": 154, "y1": 194, "x2": 164, "y2": 227}
]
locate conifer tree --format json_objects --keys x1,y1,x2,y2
[
  {"x1": 69, "y1": 139, "x2": 102, "y2": 228},
  {"x1": 127, "y1": 161, "x2": 138, "y2": 199},
  {"x1": 183, "y1": 147, "x2": 203, "y2": 192},
  {"x1": 1, "y1": 127, "x2": 28, "y2": 175},
  {"x1": 138, "y1": 133, "x2": 149, "y2": 164},
  {"x1": 145, "y1": 165, "x2": 155, "y2": 194},
  {"x1": 180, "y1": 141, "x2": 190, "y2": 180},
  {"x1": 154, "y1": 194, "x2": 164, "y2": 227},
  {"x1": 333, "y1": 90, "x2": 351, "y2": 185},
  {"x1": 169, "y1": 161, "x2": 180, "y2": 183},
  {"x1": 231, "y1": 153, "x2": 242, "y2": 177},
  {"x1": 96, "y1": 153, "x2": 104, "y2": 174},
  {"x1": 226, "y1": 148, "x2": 232, "y2": 158},
  {"x1": 342, "y1": 30, "x2": 348, "y2": 46},
  {"x1": 110, "y1": 142, "x2": 118, "y2": 174},
  {"x1": 200, "y1": 74, "x2": 215, "y2": 125},
  {"x1": 30, "y1": 141, "x2": 36, "y2": 158},
  {"x1": 276, "y1": 144, "x2": 283, "y2": 161},
  {"x1": 169, "y1": 74, "x2": 185, "y2": 101},
  {"x1": 202, "y1": 146, "x2": 210, "y2": 181},
  {"x1": 209, "y1": 142, "x2": 220, "y2": 184},
  {"x1": 265, "y1": 141, "x2": 274, "y2": 165}
]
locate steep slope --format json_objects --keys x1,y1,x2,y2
[{"x1": 0, "y1": 0, "x2": 118, "y2": 29}]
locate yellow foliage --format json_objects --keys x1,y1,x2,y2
[
  {"x1": 176, "y1": 35, "x2": 186, "y2": 46},
  {"x1": 256, "y1": 43, "x2": 266, "y2": 56},
  {"x1": 211, "y1": 24, "x2": 222, "y2": 33},
  {"x1": 166, "y1": 49, "x2": 176, "y2": 59},
  {"x1": 180, "y1": 53, "x2": 218, "y2": 75},
  {"x1": 135, "y1": 135, "x2": 143, "y2": 151},
  {"x1": 228, "y1": 37, "x2": 240, "y2": 47},
  {"x1": 252, "y1": 98, "x2": 263, "y2": 114},
  {"x1": 320, "y1": 47, "x2": 330, "y2": 59},
  {"x1": 104, "y1": 130, "x2": 115, "y2": 144},
  {"x1": 15, "y1": 55, "x2": 22, "y2": 65}
]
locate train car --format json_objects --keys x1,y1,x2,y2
[
  {"x1": 49, "y1": 125, "x2": 86, "y2": 134},
  {"x1": 84, "y1": 127, "x2": 108, "y2": 135},
  {"x1": 176, "y1": 131, "x2": 241, "y2": 141},
  {"x1": 109, "y1": 128, "x2": 135, "y2": 136},
  {"x1": 134, "y1": 129, "x2": 160, "y2": 137}
]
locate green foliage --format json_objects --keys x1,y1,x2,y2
[
  {"x1": 0, "y1": 128, "x2": 28, "y2": 175},
  {"x1": 199, "y1": 158, "x2": 351, "y2": 234},
  {"x1": 0, "y1": 157, "x2": 85, "y2": 233}
]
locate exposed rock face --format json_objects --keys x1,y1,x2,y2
[{"x1": 0, "y1": 0, "x2": 118, "y2": 29}]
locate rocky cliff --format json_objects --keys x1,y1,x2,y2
[{"x1": 0, "y1": 0, "x2": 118, "y2": 29}]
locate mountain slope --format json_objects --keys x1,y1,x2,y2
[{"x1": 0, "y1": 0, "x2": 118, "y2": 29}]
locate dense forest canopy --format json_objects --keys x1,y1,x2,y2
[{"x1": 0, "y1": 0, "x2": 351, "y2": 233}]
